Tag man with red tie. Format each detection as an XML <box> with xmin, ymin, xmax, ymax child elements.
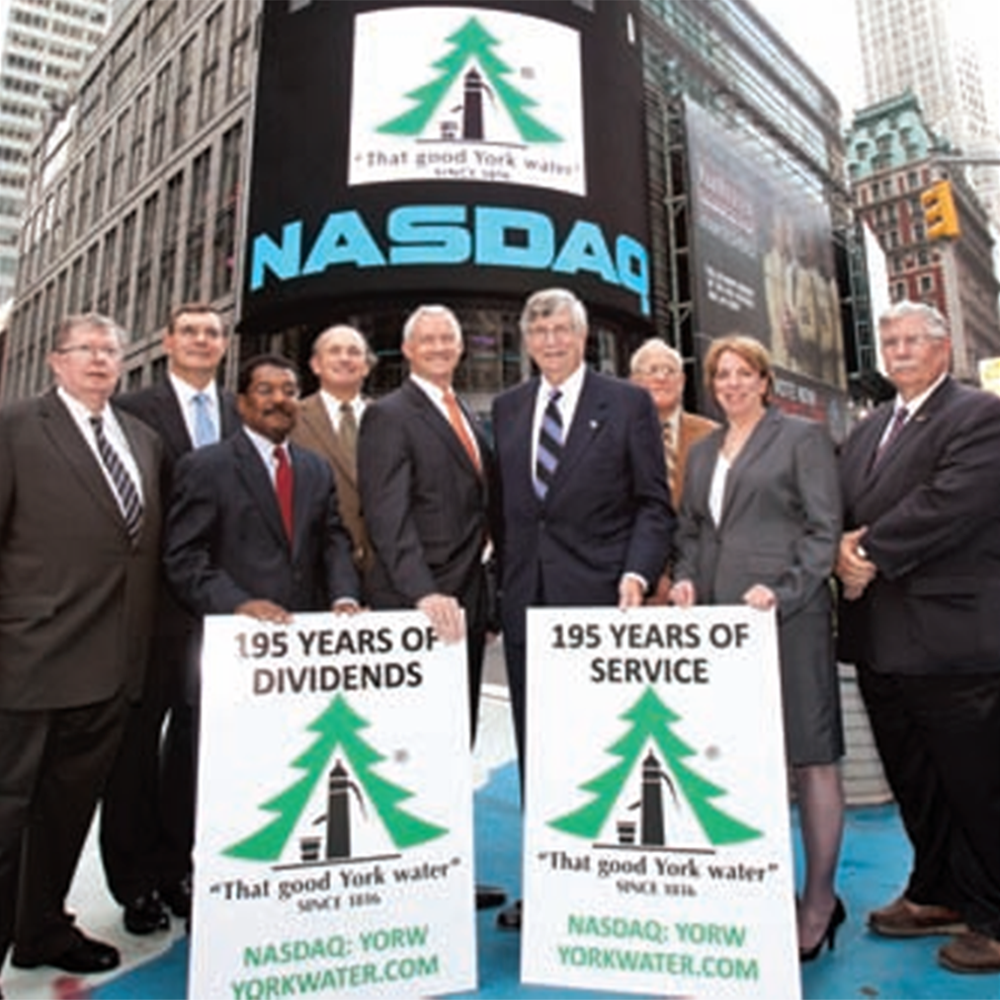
<box><xmin>164</xmin><ymin>354</ymin><xmax>360</xmax><ymax>626</ymax></box>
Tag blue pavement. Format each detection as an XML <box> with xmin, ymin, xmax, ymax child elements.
<box><xmin>77</xmin><ymin>760</ymin><xmax>997</xmax><ymax>1000</ymax></box>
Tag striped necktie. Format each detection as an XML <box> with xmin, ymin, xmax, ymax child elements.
<box><xmin>662</xmin><ymin>421</ymin><xmax>677</xmax><ymax>497</ymax></box>
<box><xmin>534</xmin><ymin>388</ymin><xmax>563</xmax><ymax>500</ymax></box>
<box><xmin>90</xmin><ymin>415</ymin><xmax>143</xmax><ymax>541</ymax></box>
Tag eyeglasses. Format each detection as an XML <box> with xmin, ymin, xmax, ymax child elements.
<box><xmin>635</xmin><ymin>365</ymin><xmax>681</xmax><ymax>378</ymax></box>
<box><xmin>880</xmin><ymin>334</ymin><xmax>941</xmax><ymax>352</ymax></box>
<box><xmin>56</xmin><ymin>344</ymin><xmax>123</xmax><ymax>361</ymax></box>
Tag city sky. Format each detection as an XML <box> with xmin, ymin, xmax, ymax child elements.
<box><xmin>755</xmin><ymin>0</ymin><xmax>1000</xmax><ymax>136</ymax></box>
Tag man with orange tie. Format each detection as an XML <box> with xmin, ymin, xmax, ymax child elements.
<box><xmin>164</xmin><ymin>354</ymin><xmax>360</xmax><ymax>626</ymax></box>
<box><xmin>358</xmin><ymin>305</ymin><xmax>497</xmax><ymax>742</ymax></box>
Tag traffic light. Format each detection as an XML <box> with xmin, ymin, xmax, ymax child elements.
<box><xmin>920</xmin><ymin>180</ymin><xmax>961</xmax><ymax>240</ymax></box>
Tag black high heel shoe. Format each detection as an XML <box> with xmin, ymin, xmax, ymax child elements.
<box><xmin>799</xmin><ymin>896</ymin><xmax>846</xmax><ymax>962</ymax></box>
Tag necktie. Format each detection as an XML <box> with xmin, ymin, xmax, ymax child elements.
<box><xmin>90</xmin><ymin>415</ymin><xmax>143</xmax><ymax>542</ymax></box>
<box><xmin>662</xmin><ymin>421</ymin><xmax>677</xmax><ymax>497</ymax></box>
<box><xmin>192</xmin><ymin>392</ymin><xmax>218</xmax><ymax>447</ymax></box>
<box><xmin>339</xmin><ymin>401</ymin><xmax>358</xmax><ymax>459</ymax></box>
<box><xmin>534</xmin><ymin>388</ymin><xmax>564</xmax><ymax>500</ymax></box>
<box><xmin>872</xmin><ymin>406</ymin><xmax>908</xmax><ymax>470</ymax></box>
<box><xmin>443</xmin><ymin>389</ymin><xmax>481</xmax><ymax>473</ymax></box>
<box><xmin>273</xmin><ymin>445</ymin><xmax>294</xmax><ymax>541</ymax></box>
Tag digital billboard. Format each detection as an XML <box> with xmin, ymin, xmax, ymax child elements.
<box><xmin>684</xmin><ymin>101</ymin><xmax>847</xmax><ymax>431</ymax></box>
<box><xmin>241</xmin><ymin>0</ymin><xmax>650</xmax><ymax>334</ymax></box>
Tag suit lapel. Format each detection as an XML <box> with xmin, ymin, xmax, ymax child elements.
<box><xmin>300</xmin><ymin>394</ymin><xmax>357</xmax><ymax>488</ymax></box>
<box><xmin>289</xmin><ymin>443</ymin><xmax>317</xmax><ymax>558</ymax></box>
<box><xmin>156</xmin><ymin>382</ymin><xmax>194</xmax><ymax>452</ymax></box>
<box><xmin>233</xmin><ymin>432</ymin><xmax>288</xmax><ymax>550</ymax></box>
<box><xmin>40</xmin><ymin>391</ymin><xmax>125</xmax><ymax>529</ymax></box>
<box><xmin>717</xmin><ymin>407</ymin><xmax>781</xmax><ymax>531</ymax></box>
<box><xmin>549</xmin><ymin>370</ymin><xmax>607</xmax><ymax>493</ymax></box>
<box><xmin>402</xmin><ymin>379</ymin><xmax>480</xmax><ymax>479</ymax></box>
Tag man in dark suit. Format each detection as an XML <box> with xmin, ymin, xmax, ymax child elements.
<box><xmin>836</xmin><ymin>301</ymin><xmax>1000</xmax><ymax>974</ymax></box>
<box><xmin>358</xmin><ymin>305</ymin><xmax>496</xmax><ymax>742</ymax></box>
<box><xmin>357</xmin><ymin>305</ymin><xmax>505</xmax><ymax>913</ymax></box>
<box><xmin>100</xmin><ymin>303</ymin><xmax>239</xmax><ymax>936</ymax></box>
<box><xmin>629</xmin><ymin>337</ymin><xmax>716</xmax><ymax>605</ymax></box>
<box><xmin>491</xmin><ymin>288</ymin><xmax>674</xmax><ymax>929</ymax></box>
<box><xmin>291</xmin><ymin>324</ymin><xmax>375</xmax><ymax>600</ymax></box>
<box><xmin>0</xmin><ymin>314</ymin><xmax>161</xmax><ymax>986</ymax></box>
<box><xmin>164</xmin><ymin>354</ymin><xmax>360</xmax><ymax>625</ymax></box>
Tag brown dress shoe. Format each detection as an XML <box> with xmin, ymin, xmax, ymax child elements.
<box><xmin>938</xmin><ymin>931</ymin><xmax>1000</xmax><ymax>974</ymax></box>
<box><xmin>868</xmin><ymin>896</ymin><xmax>967</xmax><ymax>938</ymax></box>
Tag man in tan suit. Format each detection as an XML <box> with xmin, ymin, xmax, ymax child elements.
<box><xmin>630</xmin><ymin>338</ymin><xmax>716</xmax><ymax>605</ymax></box>
<box><xmin>291</xmin><ymin>324</ymin><xmax>375</xmax><ymax>600</ymax></box>
<box><xmin>0</xmin><ymin>314</ymin><xmax>161</xmax><ymax>986</ymax></box>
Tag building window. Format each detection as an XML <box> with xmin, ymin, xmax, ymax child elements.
<box><xmin>78</xmin><ymin>149</ymin><xmax>93</xmax><ymax>238</ymax></box>
<box><xmin>158</xmin><ymin>170</ymin><xmax>183</xmax><ymax>325</ymax></box>
<box><xmin>227</xmin><ymin>1</ymin><xmax>252</xmax><ymax>100</ymax></box>
<box><xmin>174</xmin><ymin>37</ymin><xmax>195</xmax><ymax>149</ymax></box>
<box><xmin>98</xmin><ymin>227</ymin><xmax>116</xmax><ymax>315</ymax></box>
<box><xmin>150</xmin><ymin>63</ymin><xmax>170</xmax><ymax>168</ymax></box>
<box><xmin>129</xmin><ymin>88</ymin><xmax>148</xmax><ymax>189</ymax></box>
<box><xmin>213</xmin><ymin>121</ymin><xmax>241</xmax><ymax>297</ymax></box>
<box><xmin>92</xmin><ymin>130</ymin><xmax>110</xmax><ymax>225</ymax></box>
<box><xmin>920</xmin><ymin>275</ymin><xmax>933</xmax><ymax>293</ymax></box>
<box><xmin>184</xmin><ymin>147</ymin><xmax>211</xmax><ymax>301</ymax></box>
<box><xmin>82</xmin><ymin>242</ymin><xmax>99</xmax><ymax>312</ymax></box>
<box><xmin>198</xmin><ymin>5</ymin><xmax>222</xmax><ymax>126</ymax></box>
<box><xmin>116</xmin><ymin>210</ymin><xmax>136</xmax><ymax>326</ymax></box>
<box><xmin>111</xmin><ymin>109</ymin><xmax>129</xmax><ymax>204</ymax></box>
<box><xmin>135</xmin><ymin>194</ymin><xmax>159</xmax><ymax>335</ymax></box>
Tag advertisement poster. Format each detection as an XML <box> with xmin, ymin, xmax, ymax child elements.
<box><xmin>189</xmin><ymin>612</ymin><xmax>476</xmax><ymax>999</ymax></box>
<box><xmin>522</xmin><ymin>606</ymin><xmax>800</xmax><ymax>999</ymax></box>
<box><xmin>684</xmin><ymin>100</ymin><xmax>847</xmax><ymax>433</ymax></box>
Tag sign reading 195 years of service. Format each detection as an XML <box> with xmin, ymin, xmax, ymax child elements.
<box><xmin>523</xmin><ymin>606</ymin><xmax>800</xmax><ymax>999</ymax></box>
<box><xmin>189</xmin><ymin>611</ymin><xmax>476</xmax><ymax>1000</ymax></box>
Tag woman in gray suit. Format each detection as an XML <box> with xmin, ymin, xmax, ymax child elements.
<box><xmin>670</xmin><ymin>335</ymin><xmax>845</xmax><ymax>962</ymax></box>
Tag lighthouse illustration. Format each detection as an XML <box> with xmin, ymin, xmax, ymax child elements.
<box><xmin>307</xmin><ymin>759</ymin><xmax>366</xmax><ymax>861</ymax></box>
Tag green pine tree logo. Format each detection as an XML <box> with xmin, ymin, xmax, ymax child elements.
<box><xmin>377</xmin><ymin>16</ymin><xmax>561</xmax><ymax>143</ymax></box>
<box><xmin>226</xmin><ymin>694</ymin><xmax>447</xmax><ymax>861</ymax></box>
<box><xmin>550</xmin><ymin>687</ymin><xmax>761</xmax><ymax>845</ymax></box>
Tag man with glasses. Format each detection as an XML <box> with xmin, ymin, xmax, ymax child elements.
<box><xmin>836</xmin><ymin>301</ymin><xmax>1000</xmax><ymax>974</ymax></box>
<box><xmin>629</xmin><ymin>338</ymin><xmax>716</xmax><ymax>604</ymax></box>
<box><xmin>164</xmin><ymin>354</ymin><xmax>360</xmax><ymax>628</ymax></box>
<box><xmin>0</xmin><ymin>314</ymin><xmax>162</xmax><ymax>986</ymax></box>
<box><xmin>491</xmin><ymin>288</ymin><xmax>674</xmax><ymax>930</ymax></box>
<box><xmin>100</xmin><ymin>303</ymin><xmax>239</xmax><ymax>937</ymax></box>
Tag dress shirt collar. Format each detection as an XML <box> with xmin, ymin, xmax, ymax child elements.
<box><xmin>892</xmin><ymin>372</ymin><xmax>947</xmax><ymax>421</ymax></box>
<box><xmin>319</xmin><ymin>389</ymin><xmax>364</xmax><ymax>432</ymax></box>
<box><xmin>242</xmin><ymin>425</ymin><xmax>290</xmax><ymax>479</ymax></box>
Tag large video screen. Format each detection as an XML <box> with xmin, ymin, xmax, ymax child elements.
<box><xmin>241</xmin><ymin>0</ymin><xmax>651</xmax><ymax>333</ymax></box>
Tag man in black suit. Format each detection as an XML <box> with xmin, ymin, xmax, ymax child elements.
<box><xmin>357</xmin><ymin>305</ymin><xmax>505</xmax><ymax>912</ymax></box>
<box><xmin>358</xmin><ymin>305</ymin><xmax>496</xmax><ymax>739</ymax></box>
<box><xmin>836</xmin><ymin>301</ymin><xmax>1000</xmax><ymax>974</ymax></box>
<box><xmin>0</xmin><ymin>314</ymin><xmax>161</xmax><ymax>986</ymax></box>
<box><xmin>491</xmin><ymin>288</ymin><xmax>674</xmax><ymax>929</ymax></box>
<box><xmin>101</xmin><ymin>303</ymin><xmax>239</xmax><ymax>936</ymax></box>
<box><xmin>164</xmin><ymin>354</ymin><xmax>360</xmax><ymax>625</ymax></box>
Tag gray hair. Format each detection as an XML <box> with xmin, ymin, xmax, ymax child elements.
<box><xmin>878</xmin><ymin>301</ymin><xmax>949</xmax><ymax>339</ymax></box>
<box><xmin>630</xmin><ymin>337</ymin><xmax>682</xmax><ymax>375</ymax></box>
<box><xmin>54</xmin><ymin>313</ymin><xmax>126</xmax><ymax>350</ymax></box>
<box><xmin>519</xmin><ymin>288</ymin><xmax>588</xmax><ymax>337</ymax></box>
<box><xmin>402</xmin><ymin>305</ymin><xmax>462</xmax><ymax>344</ymax></box>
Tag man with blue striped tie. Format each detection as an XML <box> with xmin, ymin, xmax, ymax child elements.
<box><xmin>491</xmin><ymin>288</ymin><xmax>675</xmax><ymax>930</ymax></box>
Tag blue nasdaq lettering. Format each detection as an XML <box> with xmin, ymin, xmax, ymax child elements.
<box><xmin>249</xmin><ymin>204</ymin><xmax>650</xmax><ymax>315</ymax></box>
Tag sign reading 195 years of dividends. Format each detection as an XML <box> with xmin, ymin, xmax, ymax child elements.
<box><xmin>522</xmin><ymin>606</ymin><xmax>800</xmax><ymax>999</ymax></box>
<box><xmin>189</xmin><ymin>612</ymin><xmax>476</xmax><ymax>1000</ymax></box>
